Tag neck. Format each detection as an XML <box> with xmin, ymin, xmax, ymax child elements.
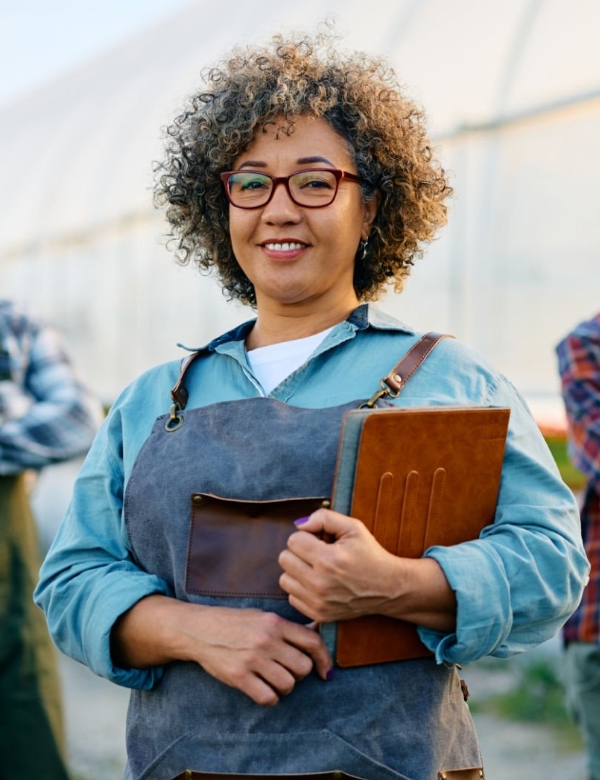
<box><xmin>247</xmin><ymin>294</ymin><xmax>361</xmax><ymax>350</ymax></box>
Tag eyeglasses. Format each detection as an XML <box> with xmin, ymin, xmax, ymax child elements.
<box><xmin>220</xmin><ymin>168</ymin><xmax>361</xmax><ymax>209</ymax></box>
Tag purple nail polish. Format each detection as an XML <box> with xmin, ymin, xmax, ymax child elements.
<box><xmin>326</xmin><ymin>668</ymin><xmax>334</xmax><ymax>682</ymax></box>
<box><xmin>294</xmin><ymin>516</ymin><xmax>310</xmax><ymax>526</ymax></box>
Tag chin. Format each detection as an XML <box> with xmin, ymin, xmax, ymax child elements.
<box><xmin>256</xmin><ymin>284</ymin><xmax>318</xmax><ymax>307</ymax></box>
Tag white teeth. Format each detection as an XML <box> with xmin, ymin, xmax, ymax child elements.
<box><xmin>264</xmin><ymin>242</ymin><xmax>305</xmax><ymax>251</ymax></box>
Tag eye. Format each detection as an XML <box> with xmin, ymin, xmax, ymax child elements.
<box><xmin>242</xmin><ymin>178</ymin><xmax>269</xmax><ymax>191</ymax></box>
<box><xmin>293</xmin><ymin>171</ymin><xmax>336</xmax><ymax>190</ymax></box>
<box><xmin>229</xmin><ymin>173</ymin><xmax>270</xmax><ymax>192</ymax></box>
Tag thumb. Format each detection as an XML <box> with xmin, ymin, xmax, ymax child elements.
<box><xmin>293</xmin><ymin>508</ymin><xmax>357</xmax><ymax>540</ymax></box>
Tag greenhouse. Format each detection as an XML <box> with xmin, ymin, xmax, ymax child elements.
<box><xmin>0</xmin><ymin>0</ymin><xmax>598</xmax><ymax>420</ymax></box>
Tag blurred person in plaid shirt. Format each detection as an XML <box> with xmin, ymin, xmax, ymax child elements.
<box><xmin>557</xmin><ymin>312</ymin><xmax>600</xmax><ymax>780</ymax></box>
<box><xmin>0</xmin><ymin>300</ymin><xmax>102</xmax><ymax>780</ymax></box>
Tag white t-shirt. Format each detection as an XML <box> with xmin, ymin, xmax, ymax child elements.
<box><xmin>246</xmin><ymin>327</ymin><xmax>334</xmax><ymax>395</ymax></box>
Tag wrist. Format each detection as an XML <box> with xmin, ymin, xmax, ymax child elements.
<box><xmin>156</xmin><ymin>598</ymin><xmax>214</xmax><ymax>663</ymax></box>
<box><xmin>111</xmin><ymin>594</ymin><xmax>206</xmax><ymax>668</ymax></box>
<box><xmin>377</xmin><ymin>556</ymin><xmax>457</xmax><ymax>632</ymax></box>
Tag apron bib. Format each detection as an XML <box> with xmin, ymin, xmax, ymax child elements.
<box><xmin>123</xmin><ymin>340</ymin><xmax>483</xmax><ymax>780</ymax></box>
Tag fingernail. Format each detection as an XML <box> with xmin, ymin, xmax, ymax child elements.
<box><xmin>326</xmin><ymin>668</ymin><xmax>334</xmax><ymax>682</ymax></box>
<box><xmin>294</xmin><ymin>516</ymin><xmax>310</xmax><ymax>526</ymax></box>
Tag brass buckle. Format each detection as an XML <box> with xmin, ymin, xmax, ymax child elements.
<box><xmin>360</xmin><ymin>378</ymin><xmax>400</xmax><ymax>409</ymax></box>
<box><xmin>165</xmin><ymin>403</ymin><xmax>184</xmax><ymax>432</ymax></box>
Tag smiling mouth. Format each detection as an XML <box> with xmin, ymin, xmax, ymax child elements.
<box><xmin>262</xmin><ymin>242</ymin><xmax>308</xmax><ymax>251</ymax></box>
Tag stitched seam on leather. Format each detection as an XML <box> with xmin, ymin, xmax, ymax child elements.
<box><xmin>401</xmin><ymin>335</ymin><xmax>445</xmax><ymax>385</ymax></box>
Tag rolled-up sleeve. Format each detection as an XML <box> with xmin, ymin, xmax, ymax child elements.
<box><xmin>419</xmin><ymin>374</ymin><xmax>590</xmax><ymax>665</ymax></box>
<box><xmin>34</xmin><ymin>406</ymin><xmax>172</xmax><ymax>689</ymax></box>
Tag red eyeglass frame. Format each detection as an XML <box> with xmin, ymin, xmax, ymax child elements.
<box><xmin>220</xmin><ymin>168</ymin><xmax>361</xmax><ymax>209</ymax></box>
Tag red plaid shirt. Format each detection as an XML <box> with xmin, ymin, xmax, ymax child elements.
<box><xmin>557</xmin><ymin>313</ymin><xmax>600</xmax><ymax>644</ymax></box>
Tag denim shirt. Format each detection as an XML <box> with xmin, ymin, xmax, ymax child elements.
<box><xmin>34</xmin><ymin>304</ymin><xmax>589</xmax><ymax>689</ymax></box>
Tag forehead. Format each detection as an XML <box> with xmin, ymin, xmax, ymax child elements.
<box><xmin>234</xmin><ymin>115</ymin><xmax>354</xmax><ymax>169</ymax></box>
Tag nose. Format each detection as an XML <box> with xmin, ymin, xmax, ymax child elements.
<box><xmin>260</xmin><ymin>180</ymin><xmax>302</xmax><ymax>224</ymax></box>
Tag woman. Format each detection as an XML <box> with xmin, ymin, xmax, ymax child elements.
<box><xmin>35</xmin><ymin>31</ymin><xmax>589</xmax><ymax>780</ymax></box>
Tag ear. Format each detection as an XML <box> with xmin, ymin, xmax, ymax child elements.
<box><xmin>361</xmin><ymin>192</ymin><xmax>380</xmax><ymax>240</ymax></box>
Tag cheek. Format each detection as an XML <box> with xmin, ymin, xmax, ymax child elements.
<box><xmin>228</xmin><ymin>211</ymin><xmax>255</xmax><ymax>256</ymax></box>
<box><xmin>323</xmin><ymin>207</ymin><xmax>364</xmax><ymax>251</ymax></box>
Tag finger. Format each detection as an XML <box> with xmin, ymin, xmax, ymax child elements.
<box><xmin>269</xmin><ymin>643</ymin><xmax>314</xmax><ymax>682</ymax></box>
<box><xmin>286</xmin><ymin>591</ymin><xmax>330</xmax><ymax>624</ymax></box>
<box><xmin>255</xmin><ymin>659</ymin><xmax>299</xmax><ymax>696</ymax></box>
<box><xmin>285</xmin><ymin>586</ymin><xmax>346</xmax><ymax>625</ymax></box>
<box><xmin>211</xmin><ymin>652</ymin><xmax>305</xmax><ymax>705</ymax></box>
<box><xmin>279</xmin><ymin>569</ymin><xmax>317</xmax><ymax>608</ymax></box>
<box><xmin>278</xmin><ymin>546</ymin><xmax>315</xmax><ymax>578</ymax></box>
<box><xmin>207</xmin><ymin>658</ymin><xmax>282</xmax><ymax>707</ymax></box>
<box><xmin>237</xmin><ymin>673</ymin><xmax>281</xmax><ymax>706</ymax></box>
<box><xmin>294</xmin><ymin>508</ymin><xmax>359</xmax><ymax>540</ymax></box>
<box><xmin>304</xmin><ymin>629</ymin><xmax>334</xmax><ymax>681</ymax></box>
<box><xmin>282</xmin><ymin>620</ymin><xmax>333</xmax><ymax>680</ymax></box>
<box><xmin>284</xmin><ymin>529</ymin><xmax>323</xmax><ymax>562</ymax></box>
<box><xmin>278</xmin><ymin>571</ymin><xmax>309</xmax><ymax>613</ymax></box>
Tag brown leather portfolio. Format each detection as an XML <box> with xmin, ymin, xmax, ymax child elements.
<box><xmin>330</xmin><ymin>405</ymin><xmax>510</xmax><ymax>667</ymax></box>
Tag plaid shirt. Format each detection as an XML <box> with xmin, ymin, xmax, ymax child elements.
<box><xmin>557</xmin><ymin>313</ymin><xmax>600</xmax><ymax>644</ymax></box>
<box><xmin>0</xmin><ymin>301</ymin><xmax>102</xmax><ymax>475</ymax></box>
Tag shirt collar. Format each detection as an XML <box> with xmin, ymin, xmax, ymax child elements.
<box><xmin>178</xmin><ymin>303</ymin><xmax>415</xmax><ymax>356</ymax></box>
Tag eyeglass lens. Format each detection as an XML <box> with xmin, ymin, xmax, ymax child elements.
<box><xmin>226</xmin><ymin>170</ymin><xmax>339</xmax><ymax>207</ymax></box>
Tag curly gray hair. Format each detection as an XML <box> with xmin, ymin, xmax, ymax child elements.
<box><xmin>154</xmin><ymin>29</ymin><xmax>451</xmax><ymax>305</ymax></box>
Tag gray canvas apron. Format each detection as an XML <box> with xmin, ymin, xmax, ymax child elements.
<box><xmin>123</xmin><ymin>338</ymin><xmax>483</xmax><ymax>780</ymax></box>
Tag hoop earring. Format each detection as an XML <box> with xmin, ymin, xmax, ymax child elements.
<box><xmin>358</xmin><ymin>238</ymin><xmax>369</xmax><ymax>260</ymax></box>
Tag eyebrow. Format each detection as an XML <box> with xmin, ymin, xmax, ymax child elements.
<box><xmin>237</xmin><ymin>155</ymin><xmax>336</xmax><ymax>170</ymax></box>
<box><xmin>297</xmin><ymin>156</ymin><xmax>335</xmax><ymax>166</ymax></box>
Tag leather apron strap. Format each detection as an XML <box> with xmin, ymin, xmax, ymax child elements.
<box><xmin>363</xmin><ymin>331</ymin><xmax>452</xmax><ymax>408</ymax></box>
<box><xmin>169</xmin><ymin>331</ymin><xmax>453</xmax><ymax>415</ymax></box>
<box><xmin>383</xmin><ymin>331</ymin><xmax>450</xmax><ymax>393</ymax></box>
<box><xmin>171</xmin><ymin>351</ymin><xmax>202</xmax><ymax>410</ymax></box>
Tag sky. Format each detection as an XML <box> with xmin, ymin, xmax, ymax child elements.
<box><xmin>0</xmin><ymin>0</ymin><xmax>196</xmax><ymax>108</ymax></box>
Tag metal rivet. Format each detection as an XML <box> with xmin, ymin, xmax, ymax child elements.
<box><xmin>321</xmin><ymin>500</ymin><xmax>331</xmax><ymax>509</ymax></box>
<box><xmin>393</xmin><ymin>373</ymin><xmax>402</xmax><ymax>384</ymax></box>
<box><xmin>333</xmin><ymin>772</ymin><xmax>343</xmax><ymax>780</ymax></box>
<box><xmin>192</xmin><ymin>495</ymin><xmax>203</xmax><ymax>505</ymax></box>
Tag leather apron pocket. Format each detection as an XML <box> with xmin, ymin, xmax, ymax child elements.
<box><xmin>185</xmin><ymin>494</ymin><xmax>326</xmax><ymax>598</ymax></box>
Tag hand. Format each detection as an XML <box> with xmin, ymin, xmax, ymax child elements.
<box><xmin>112</xmin><ymin>597</ymin><xmax>332</xmax><ymax>707</ymax></box>
<box><xmin>278</xmin><ymin>508</ymin><xmax>401</xmax><ymax>622</ymax></box>
<box><xmin>278</xmin><ymin>509</ymin><xmax>457</xmax><ymax>631</ymax></box>
<box><xmin>174</xmin><ymin>603</ymin><xmax>332</xmax><ymax>706</ymax></box>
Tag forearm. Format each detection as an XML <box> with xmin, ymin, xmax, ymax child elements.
<box><xmin>111</xmin><ymin>595</ymin><xmax>333</xmax><ymax>706</ymax></box>
<box><xmin>377</xmin><ymin>555</ymin><xmax>457</xmax><ymax>633</ymax></box>
<box><xmin>111</xmin><ymin>594</ymin><xmax>198</xmax><ymax>669</ymax></box>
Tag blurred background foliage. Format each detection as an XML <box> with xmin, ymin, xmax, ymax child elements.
<box><xmin>543</xmin><ymin>433</ymin><xmax>586</xmax><ymax>491</ymax></box>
